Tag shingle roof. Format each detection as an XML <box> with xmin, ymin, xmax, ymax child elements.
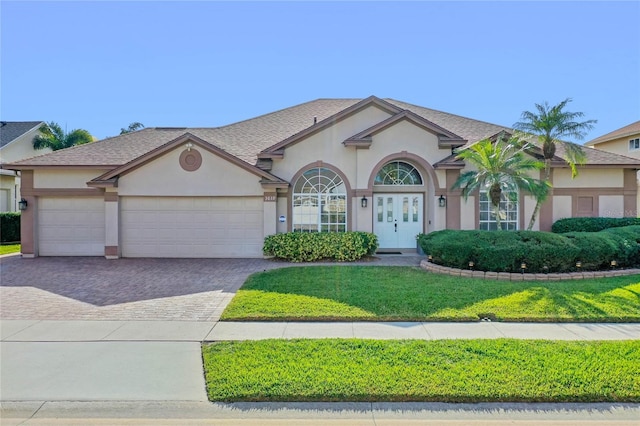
<box><xmin>5</xmin><ymin>99</ymin><xmax>640</xmax><ymax>169</ymax></box>
<box><xmin>585</xmin><ymin>120</ymin><xmax>640</xmax><ymax>146</ymax></box>
<box><xmin>0</xmin><ymin>121</ymin><xmax>43</xmax><ymax>149</ymax></box>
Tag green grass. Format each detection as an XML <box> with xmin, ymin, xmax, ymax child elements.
<box><xmin>0</xmin><ymin>244</ymin><xmax>20</xmax><ymax>255</ymax></box>
<box><xmin>221</xmin><ymin>266</ymin><xmax>640</xmax><ymax>322</ymax></box>
<box><xmin>203</xmin><ymin>339</ymin><xmax>640</xmax><ymax>402</ymax></box>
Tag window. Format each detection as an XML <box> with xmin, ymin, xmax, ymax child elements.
<box><xmin>292</xmin><ymin>168</ymin><xmax>347</xmax><ymax>232</ymax></box>
<box><xmin>374</xmin><ymin>161</ymin><xmax>423</xmax><ymax>185</ymax></box>
<box><xmin>629</xmin><ymin>138</ymin><xmax>640</xmax><ymax>151</ymax></box>
<box><xmin>479</xmin><ymin>190</ymin><xmax>518</xmax><ymax>230</ymax></box>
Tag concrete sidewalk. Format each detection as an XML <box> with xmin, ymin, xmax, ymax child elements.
<box><xmin>2</xmin><ymin>401</ymin><xmax>639</xmax><ymax>425</ymax></box>
<box><xmin>3</xmin><ymin>319</ymin><xmax>640</xmax><ymax>342</ymax></box>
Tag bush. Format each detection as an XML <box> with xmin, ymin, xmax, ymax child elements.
<box><xmin>552</xmin><ymin>217</ymin><xmax>640</xmax><ymax>233</ymax></box>
<box><xmin>0</xmin><ymin>212</ymin><xmax>20</xmax><ymax>243</ymax></box>
<box><xmin>418</xmin><ymin>226</ymin><xmax>640</xmax><ymax>273</ymax></box>
<box><xmin>263</xmin><ymin>231</ymin><xmax>378</xmax><ymax>262</ymax></box>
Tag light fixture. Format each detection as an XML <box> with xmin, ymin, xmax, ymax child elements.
<box><xmin>520</xmin><ymin>262</ymin><xmax>527</xmax><ymax>274</ymax></box>
<box><xmin>438</xmin><ymin>195</ymin><xmax>446</xmax><ymax>207</ymax></box>
<box><xmin>18</xmin><ymin>198</ymin><xmax>27</xmax><ymax>211</ymax></box>
<box><xmin>427</xmin><ymin>255</ymin><xmax>433</xmax><ymax>262</ymax></box>
<box><xmin>576</xmin><ymin>261</ymin><xmax>582</xmax><ymax>269</ymax></box>
<box><xmin>611</xmin><ymin>260</ymin><xmax>617</xmax><ymax>268</ymax></box>
<box><xmin>468</xmin><ymin>261</ymin><xmax>474</xmax><ymax>270</ymax></box>
<box><xmin>361</xmin><ymin>196</ymin><xmax>368</xmax><ymax>208</ymax></box>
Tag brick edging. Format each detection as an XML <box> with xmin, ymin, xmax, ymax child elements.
<box><xmin>419</xmin><ymin>260</ymin><xmax>640</xmax><ymax>281</ymax></box>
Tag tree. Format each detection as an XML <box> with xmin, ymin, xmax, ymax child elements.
<box><xmin>513</xmin><ymin>98</ymin><xmax>597</xmax><ymax>230</ymax></box>
<box><xmin>33</xmin><ymin>122</ymin><xmax>94</xmax><ymax>151</ymax></box>
<box><xmin>120</xmin><ymin>122</ymin><xmax>145</xmax><ymax>134</ymax></box>
<box><xmin>452</xmin><ymin>136</ymin><xmax>549</xmax><ymax>230</ymax></box>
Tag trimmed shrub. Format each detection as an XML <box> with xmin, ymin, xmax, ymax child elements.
<box><xmin>418</xmin><ymin>226</ymin><xmax>640</xmax><ymax>273</ymax></box>
<box><xmin>552</xmin><ymin>217</ymin><xmax>640</xmax><ymax>233</ymax></box>
<box><xmin>0</xmin><ymin>212</ymin><xmax>20</xmax><ymax>243</ymax></box>
<box><xmin>263</xmin><ymin>231</ymin><xmax>378</xmax><ymax>262</ymax></box>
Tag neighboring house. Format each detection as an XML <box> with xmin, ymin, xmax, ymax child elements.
<box><xmin>585</xmin><ymin>120</ymin><xmax>640</xmax><ymax>216</ymax></box>
<box><xmin>3</xmin><ymin>97</ymin><xmax>639</xmax><ymax>258</ymax></box>
<box><xmin>0</xmin><ymin>121</ymin><xmax>48</xmax><ymax>212</ymax></box>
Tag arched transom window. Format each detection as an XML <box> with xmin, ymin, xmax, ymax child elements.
<box><xmin>374</xmin><ymin>161</ymin><xmax>423</xmax><ymax>185</ymax></box>
<box><xmin>293</xmin><ymin>167</ymin><xmax>347</xmax><ymax>232</ymax></box>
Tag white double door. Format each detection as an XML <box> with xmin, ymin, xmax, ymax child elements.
<box><xmin>374</xmin><ymin>193</ymin><xmax>423</xmax><ymax>249</ymax></box>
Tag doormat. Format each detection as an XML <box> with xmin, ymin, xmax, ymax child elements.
<box><xmin>376</xmin><ymin>251</ymin><xmax>403</xmax><ymax>255</ymax></box>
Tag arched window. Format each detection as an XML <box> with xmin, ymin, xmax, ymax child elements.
<box><xmin>292</xmin><ymin>168</ymin><xmax>347</xmax><ymax>232</ymax></box>
<box><xmin>374</xmin><ymin>161</ymin><xmax>423</xmax><ymax>185</ymax></box>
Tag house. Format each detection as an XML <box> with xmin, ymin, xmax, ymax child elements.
<box><xmin>0</xmin><ymin>121</ymin><xmax>47</xmax><ymax>212</ymax></box>
<box><xmin>3</xmin><ymin>97</ymin><xmax>639</xmax><ymax>258</ymax></box>
<box><xmin>585</xmin><ymin>120</ymin><xmax>640</xmax><ymax>216</ymax></box>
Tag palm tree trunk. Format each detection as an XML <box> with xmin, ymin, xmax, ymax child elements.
<box><xmin>494</xmin><ymin>204</ymin><xmax>502</xmax><ymax>230</ymax></box>
<box><xmin>527</xmin><ymin>161</ymin><xmax>552</xmax><ymax>230</ymax></box>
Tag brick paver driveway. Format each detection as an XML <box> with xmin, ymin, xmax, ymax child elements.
<box><xmin>0</xmin><ymin>255</ymin><xmax>420</xmax><ymax>321</ymax></box>
<box><xmin>0</xmin><ymin>256</ymin><xmax>281</xmax><ymax>321</ymax></box>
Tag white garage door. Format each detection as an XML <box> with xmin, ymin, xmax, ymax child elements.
<box><xmin>121</xmin><ymin>197</ymin><xmax>263</xmax><ymax>258</ymax></box>
<box><xmin>38</xmin><ymin>197</ymin><xmax>105</xmax><ymax>256</ymax></box>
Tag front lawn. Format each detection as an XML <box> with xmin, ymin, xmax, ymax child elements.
<box><xmin>203</xmin><ymin>339</ymin><xmax>640</xmax><ymax>402</ymax></box>
<box><xmin>221</xmin><ymin>266</ymin><xmax>640</xmax><ymax>322</ymax></box>
<box><xmin>0</xmin><ymin>244</ymin><xmax>20</xmax><ymax>255</ymax></box>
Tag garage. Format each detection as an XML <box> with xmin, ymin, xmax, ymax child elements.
<box><xmin>120</xmin><ymin>196</ymin><xmax>264</xmax><ymax>258</ymax></box>
<box><xmin>38</xmin><ymin>197</ymin><xmax>105</xmax><ymax>256</ymax></box>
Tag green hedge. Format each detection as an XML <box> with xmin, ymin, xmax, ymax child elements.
<box><xmin>418</xmin><ymin>226</ymin><xmax>640</xmax><ymax>273</ymax></box>
<box><xmin>264</xmin><ymin>232</ymin><xmax>378</xmax><ymax>262</ymax></box>
<box><xmin>552</xmin><ymin>217</ymin><xmax>640</xmax><ymax>233</ymax></box>
<box><xmin>0</xmin><ymin>212</ymin><xmax>20</xmax><ymax>243</ymax></box>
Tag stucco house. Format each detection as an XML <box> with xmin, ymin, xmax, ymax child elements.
<box><xmin>3</xmin><ymin>97</ymin><xmax>639</xmax><ymax>258</ymax></box>
<box><xmin>0</xmin><ymin>121</ymin><xmax>47</xmax><ymax>212</ymax></box>
<box><xmin>585</xmin><ymin>120</ymin><xmax>640</xmax><ymax>215</ymax></box>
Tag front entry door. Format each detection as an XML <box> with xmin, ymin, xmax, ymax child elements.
<box><xmin>374</xmin><ymin>194</ymin><xmax>423</xmax><ymax>249</ymax></box>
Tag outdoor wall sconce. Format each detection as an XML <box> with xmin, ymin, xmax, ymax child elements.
<box><xmin>361</xmin><ymin>196</ymin><xmax>368</xmax><ymax>208</ymax></box>
<box><xmin>438</xmin><ymin>195</ymin><xmax>446</xmax><ymax>207</ymax></box>
<box><xmin>18</xmin><ymin>198</ymin><xmax>28</xmax><ymax>211</ymax></box>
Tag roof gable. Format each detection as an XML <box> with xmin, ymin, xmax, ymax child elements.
<box><xmin>0</xmin><ymin>121</ymin><xmax>44</xmax><ymax>149</ymax></box>
<box><xmin>343</xmin><ymin>110</ymin><xmax>467</xmax><ymax>149</ymax></box>
<box><xmin>586</xmin><ymin>120</ymin><xmax>640</xmax><ymax>146</ymax></box>
<box><xmin>258</xmin><ymin>96</ymin><xmax>402</xmax><ymax>158</ymax></box>
<box><xmin>89</xmin><ymin>133</ymin><xmax>285</xmax><ymax>187</ymax></box>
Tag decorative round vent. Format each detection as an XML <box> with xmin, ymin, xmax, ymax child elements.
<box><xmin>179</xmin><ymin>148</ymin><xmax>202</xmax><ymax>172</ymax></box>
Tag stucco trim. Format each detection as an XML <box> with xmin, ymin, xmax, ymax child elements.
<box><xmin>22</xmin><ymin>188</ymin><xmax>105</xmax><ymax>197</ymax></box>
<box><xmin>367</xmin><ymin>152</ymin><xmax>441</xmax><ymax>192</ymax></box>
<box><xmin>179</xmin><ymin>148</ymin><xmax>203</xmax><ymax>172</ymax></box>
<box><xmin>343</xmin><ymin>110</ymin><xmax>466</xmax><ymax>147</ymax></box>
<box><xmin>91</xmin><ymin>133</ymin><xmax>285</xmax><ymax>184</ymax></box>
<box><xmin>104</xmin><ymin>192</ymin><xmax>119</xmax><ymax>202</ymax></box>
<box><xmin>19</xmin><ymin>170</ymin><xmax>35</xmax><ymax>256</ymax></box>
<box><xmin>287</xmin><ymin>161</ymin><xmax>353</xmax><ymax>232</ymax></box>
<box><xmin>572</xmin><ymin>194</ymin><xmax>599</xmax><ymax>217</ymax></box>
<box><xmin>553</xmin><ymin>188</ymin><xmax>635</xmax><ymax>196</ymax></box>
<box><xmin>445</xmin><ymin>169</ymin><xmax>461</xmax><ymax>230</ymax></box>
<box><xmin>259</xmin><ymin>96</ymin><xmax>403</xmax><ymax>156</ymax></box>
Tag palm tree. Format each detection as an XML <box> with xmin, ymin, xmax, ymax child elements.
<box><xmin>120</xmin><ymin>122</ymin><xmax>145</xmax><ymax>134</ymax></box>
<box><xmin>33</xmin><ymin>122</ymin><xmax>94</xmax><ymax>151</ymax></box>
<box><xmin>452</xmin><ymin>136</ymin><xmax>549</xmax><ymax>230</ymax></box>
<box><xmin>513</xmin><ymin>98</ymin><xmax>597</xmax><ymax>230</ymax></box>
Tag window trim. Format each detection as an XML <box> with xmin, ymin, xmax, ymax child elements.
<box><xmin>478</xmin><ymin>189</ymin><xmax>519</xmax><ymax>231</ymax></box>
<box><xmin>374</xmin><ymin>161</ymin><xmax>423</xmax><ymax>186</ymax></box>
<box><xmin>292</xmin><ymin>167</ymin><xmax>347</xmax><ymax>233</ymax></box>
<box><xmin>629</xmin><ymin>138</ymin><xmax>640</xmax><ymax>152</ymax></box>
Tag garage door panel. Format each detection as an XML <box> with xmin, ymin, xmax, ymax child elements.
<box><xmin>121</xmin><ymin>197</ymin><xmax>263</xmax><ymax>258</ymax></box>
<box><xmin>38</xmin><ymin>197</ymin><xmax>105</xmax><ymax>256</ymax></box>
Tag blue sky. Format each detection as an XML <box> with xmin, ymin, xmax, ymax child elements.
<box><xmin>2</xmin><ymin>1</ymin><xmax>638</xmax><ymax>142</ymax></box>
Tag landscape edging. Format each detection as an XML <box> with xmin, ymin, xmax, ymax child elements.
<box><xmin>420</xmin><ymin>260</ymin><xmax>640</xmax><ymax>281</ymax></box>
